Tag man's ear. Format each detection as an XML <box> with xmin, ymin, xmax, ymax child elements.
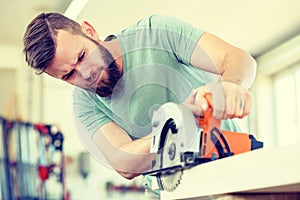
<box><xmin>81</xmin><ymin>21</ymin><xmax>99</xmax><ymax>41</ymax></box>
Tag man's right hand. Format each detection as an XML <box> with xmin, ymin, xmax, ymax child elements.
<box><xmin>184</xmin><ymin>82</ymin><xmax>252</xmax><ymax>119</ymax></box>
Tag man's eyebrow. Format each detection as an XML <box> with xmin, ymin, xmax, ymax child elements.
<box><xmin>61</xmin><ymin>47</ymin><xmax>85</xmax><ymax>80</ymax></box>
<box><xmin>61</xmin><ymin>71</ymin><xmax>69</xmax><ymax>80</ymax></box>
<box><xmin>76</xmin><ymin>47</ymin><xmax>85</xmax><ymax>63</ymax></box>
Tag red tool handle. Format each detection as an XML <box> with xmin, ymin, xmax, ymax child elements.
<box><xmin>198</xmin><ymin>93</ymin><xmax>221</xmax><ymax>133</ymax></box>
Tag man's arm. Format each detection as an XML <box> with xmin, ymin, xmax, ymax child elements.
<box><xmin>92</xmin><ymin>121</ymin><xmax>155</xmax><ymax>179</ymax></box>
<box><xmin>187</xmin><ymin>32</ymin><xmax>257</xmax><ymax>119</ymax></box>
<box><xmin>191</xmin><ymin>32</ymin><xmax>256</xmax><ymax>88</ymax></box>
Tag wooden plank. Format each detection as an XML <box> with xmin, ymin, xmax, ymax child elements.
<box><xmin>161</xmin><ymin>144</ymin><xmax>300</xmax><ymax>200</ymax></box>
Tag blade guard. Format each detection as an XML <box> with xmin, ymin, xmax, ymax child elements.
<box><xmin>198</xmin><ymin>93</ymin><xmax>263</xmax><ymax>159</ymax></box>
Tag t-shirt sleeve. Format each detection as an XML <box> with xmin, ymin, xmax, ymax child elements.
<box><xmin>72</xmin><ymin>87</ymin><xmax>112</xmax><ymax>138</ymax></box>
<box><xmin>147</xmin><ymin>14</ymin><xmax>205</xmax><ymax>65</ymax></box>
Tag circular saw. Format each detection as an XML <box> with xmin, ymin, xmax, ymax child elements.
<box><xmin>144</xmin><ymin>102</ymin><xmax>201</xmax><ymax>191</ymax></box>
<box><xmin>142</xmin><ymin>93</ymin><xmax>264</xmax><ymax>192</ymax></box>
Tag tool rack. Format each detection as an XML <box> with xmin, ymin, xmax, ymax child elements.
<box><xmin>0</xmin><ymin>116</ymin><xmax>67</xmax><ymax>200</ymax></box>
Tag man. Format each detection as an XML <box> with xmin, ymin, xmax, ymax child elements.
<box><xmin>23</xmin><ymin>13</ymin><xmax>256</xmax><ymax>182</ymax></box>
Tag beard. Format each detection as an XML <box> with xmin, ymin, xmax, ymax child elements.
<box><xmin>93</xmin><ymin>42</ymin><xmax>122</xmax><ymax>97</ymax></box>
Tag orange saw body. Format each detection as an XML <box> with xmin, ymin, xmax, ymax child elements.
<box><xmin>199</xmin><ymin>93</ymin><xmax>262</xmax><ymax>159</ymax></box>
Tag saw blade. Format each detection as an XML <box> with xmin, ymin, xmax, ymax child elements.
<box><xmin>160</xmin><ymin>169</ymin><xmax>183</xmax><ymax>191</ymax></box>
<box><xmin>159</xmin><ymin>122</ymin><xmax>183</xmax><ymax>191</ymax></box>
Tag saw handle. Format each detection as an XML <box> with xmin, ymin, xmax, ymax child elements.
<box><xmin>203</xmin><ymin>93</ymin><xmax>214</xmax><ymax>108</ymax></box>
<box><xmin>198</xmin><ymin>93</ymin><xmax>221</xmax><ymax>130</ymax></box>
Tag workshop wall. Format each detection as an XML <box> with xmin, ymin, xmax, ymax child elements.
<box><xmin>0</xmin><ymin>45</ymin><xmax>25</xmax><ymax>120</ymax></box>
<box><xmin>0</xmin><ymin>45</ymin><xmax>43</xmax><ymax>122</ymax></box>
<box><xmin>0</xmin><ymin>69</ymin><xmax>16</xmax><ymax>117</ymax></box>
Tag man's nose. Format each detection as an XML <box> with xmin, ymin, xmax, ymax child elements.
<box><xmin>78</xmin><ymin>63</ymin><xmax>92</xmax><ymax>80</ymax></box>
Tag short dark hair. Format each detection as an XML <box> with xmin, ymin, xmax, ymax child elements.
<box><xmin>23</xmin><ymin>13</ymin><xmax>84</xmax><ymax>74</ymax></box>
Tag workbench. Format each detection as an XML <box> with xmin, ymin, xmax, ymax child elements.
<box><xmin>161</xmin><ymin>144</ymin><xmax>300</xmax><ymax>200</ymax></box>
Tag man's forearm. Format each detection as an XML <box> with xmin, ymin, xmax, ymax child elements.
<box><xmin>221</xmin><ymin>47</ymin><xmax>257</xmax><ymax>89</ymax></box>
<box><xmin>93</xmin><ymin>123</ymin><xmax>156</xmax><ymax>179</ymax></box>
<box><xmin>117</xmin><ymin>136</ymin><xmax>155</xmax><ymax>179</ymax></box>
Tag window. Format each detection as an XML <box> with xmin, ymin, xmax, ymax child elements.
<box><xmin>273</xmin><ymin>66</ymin><xmax>300</xmax><ymax>146</ymax></box>
<box><xmin>254</xmin><ymin>35</ymin><xmax>300</xmax><ymax>147</ymax></box>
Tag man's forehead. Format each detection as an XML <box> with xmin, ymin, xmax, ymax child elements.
<box><xmin>56</xmin><ymin>30</ymin><xmax>79</xmax><ymax>50</ymax></box>
<box><xmin>54</xmin><ymin>31</ymin><xmax>81</xmax><ymax>62</ymax></box>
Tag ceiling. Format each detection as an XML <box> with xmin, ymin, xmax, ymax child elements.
<box><xmin>0</xmin><ymin>0</ymin><xmax>299</xmax><ymax>57</ymax></box>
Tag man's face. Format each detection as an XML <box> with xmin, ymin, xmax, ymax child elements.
<box><xmin>46</xmin><ymin>30</ymin><xmax>121</xmax><ymax>97</ymax></box>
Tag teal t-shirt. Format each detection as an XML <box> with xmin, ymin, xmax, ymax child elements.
<box><xmin>73</xmin><ymin>14</ymin><xmax>239</xmax><ymax>140</ymax></box>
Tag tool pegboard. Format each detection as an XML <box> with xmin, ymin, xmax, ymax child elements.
<box><xmin>0</xmin><ymin>116</ymin><xmax>68</xmax><ymax>200</ymax></box>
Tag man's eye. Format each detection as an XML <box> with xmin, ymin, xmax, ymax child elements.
<box><xmin>78</xmin><ymin>51</ymin><xmax>85</xmax><ymax>62</ymax></box>
<box><xmin>62</xmin><ymin>70</ymin><xmax>75</xmax><ymax>80</ymax></box>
